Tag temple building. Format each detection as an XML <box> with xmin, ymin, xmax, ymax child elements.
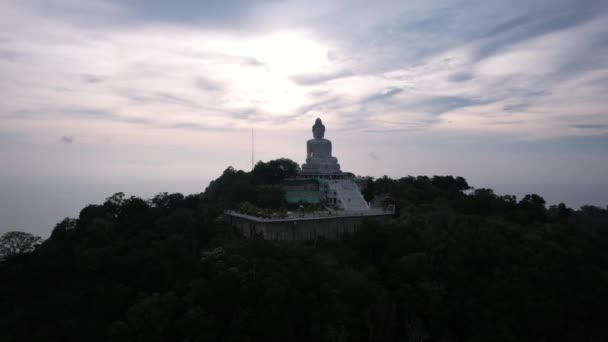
<box><xmin>224</xmin><ymin>118</ymin><xmax>394</xmax><ymax>241</ymax></box>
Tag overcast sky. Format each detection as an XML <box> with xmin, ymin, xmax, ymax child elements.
<box><xmin>1</xmin><ymin>0</ymin><xmax>607</xmax><ymax>236</ymax></box>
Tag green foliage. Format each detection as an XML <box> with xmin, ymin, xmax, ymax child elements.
<box><xmin>0</xmin><ymin>231</ymin><xmax>43</xmax><ymax>257</ymax></box>
<box><xmin>255</xmin><ymin>184</ymin><xmax>286</xmax><ymax>209</ymax></box>
<box><xmin>49</xmin><ymin>217</ymin><xmax>77</xmax><ymax>239</ymax></box>
<box><xmin>1</xmin><ymin>160</ymin><xmax>607</xmax><ymax>342</ymax></box>
<box><xmin>237</xmin><ymin>201</ymin><xmax>287</xmax><ymax>219</ymax></box>
<box><xmin>203</xmin><ymin>159</ymin><xmax>298</xmax><ymax>211</ymax></box>
<box><xmin>251</xmin><ymin>158</ymin><xmax>301</xmax><ymax>184</ymax></box>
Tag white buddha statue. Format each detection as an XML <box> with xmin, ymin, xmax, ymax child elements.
<box><xmin>301</xmin><ymin>118</ymin><xmax>341</xmax><ymax>174</ymax></box>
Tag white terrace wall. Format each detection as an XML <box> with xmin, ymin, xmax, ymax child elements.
<box><xmin>224</xmin><ymin>212</ymin><xmax>392</xmax><ymax>241</ymax></box>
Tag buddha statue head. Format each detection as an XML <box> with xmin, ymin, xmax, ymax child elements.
<box><xmin>312</xmin><ymin>118</ymin><xmax>325</xmax><ymax>139</ymax></box>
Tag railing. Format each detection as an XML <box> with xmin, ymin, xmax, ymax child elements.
<box><xmin>225</xmin><ymin>207</ymin><xmax>394</xmax><ymax>222</ymax></box>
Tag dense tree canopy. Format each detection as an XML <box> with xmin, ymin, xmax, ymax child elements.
<box><xmin>1</xmin><ymin>158</ymin><xmax>607</xmax><ymax>342</ymax></box>
<box><xmin>0</xmin><ymin>231</ymin><xmax>42</xmax><ymax>258</ymax></box>
<box><xmin>202</xmin><ymin>159</ymin><xmax>299</xmax><ymax>211</ymax></box>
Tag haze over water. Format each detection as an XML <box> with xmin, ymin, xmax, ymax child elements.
<box><xmin>1</xmin><ymin>0</ymin><xmax>607</xmax><ymax>236</ymax></box>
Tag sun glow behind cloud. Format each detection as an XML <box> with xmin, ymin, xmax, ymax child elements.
<box><xmin>208</xmin><ymin>31</ymin><xmax>333</xmax><ymax>114</ymax></box>
<box><xmin>105</xmin><ymin>28</ymin><xmax>335</xmax><ymax>123</ymax></box>
<box><xmin>0</xmin><ymin>22</ymin><xmax>339</xmax><ymax>139</ymax></box>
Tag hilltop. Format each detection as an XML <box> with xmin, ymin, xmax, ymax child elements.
<box><xmin>1</xmin><ymin>159</ymin><xmax>608</xmax><ymax>342</ymax></box>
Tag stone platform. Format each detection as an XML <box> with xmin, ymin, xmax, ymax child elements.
<box><xmin>224</xmin><ymin>208</ymin><xmax>394</xmax><ymax>241</ymax></box>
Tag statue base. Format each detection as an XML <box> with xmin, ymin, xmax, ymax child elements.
<box><xmin>301</xmin><ymin>156</ymin><xmax>341</xmax><ymax>175</ymax></box>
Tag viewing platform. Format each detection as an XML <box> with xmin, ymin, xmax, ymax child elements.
<box><xmin>224</xmin><ymin>206</ymin><xmax>394</xmax><ymax>241</ymax></box>
<box><xmin>225</xmin><ymin>206</ymin><xmax>394</xmax><ymax>223</ymax></box>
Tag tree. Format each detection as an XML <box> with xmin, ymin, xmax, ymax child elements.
<box><xmin>359</xmin><ymin>177</ymin><xmax>375</xmax><ymax>202</ymax></box>
<box><xmin>0</xmin><ymin>231</ymin><xmax>43</xmax><ymax>257</ymax></box>
<box><xmin>251</xmin><ymin>158</ymin><xmax>300</xmax><ymax>184</ymax></box>
<box><xmin>151</xmin><ymin>192</ymin><xmax>185</xmax><ymax>211</ymax></box>
<box><xmin>104</xmin><ymin>192</ymin><xmax>126</xmax><ymax>218</ymax></box>
<box><xmin>517</xmin><ymin>194</ymin><xmax>547</xmax><ymax>223</ymax></box>
<box><xmin>50</xmin><ymin>217</ymin><xmax>78</xmax><ymax>239</ymax></box>
<box><xmin>256</xmin><ymin>184</ymin><xmax>285</xmax><ymax>209</ymax></box>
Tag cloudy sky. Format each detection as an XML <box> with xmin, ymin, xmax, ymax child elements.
<box><xmin>1</xmin><ymin>0</ymin><xmax>607</xmax><ymax>236</ymax></box>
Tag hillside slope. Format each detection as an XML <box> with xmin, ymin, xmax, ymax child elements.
<box><xmin>1</xmin><ymin>159</ymin><xmax>608</xmax><ymax>342</ymax></box>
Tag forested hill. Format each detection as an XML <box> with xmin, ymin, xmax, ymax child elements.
<box><xmin>1</xmin><ymin>158</ymin><xmax>608</xmax><ymax>342</ymax></box>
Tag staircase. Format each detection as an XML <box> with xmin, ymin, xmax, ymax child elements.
<box><xmin>327</xmin><ymin>179</ymin><xmax>370</xmax><ymax>211</ymax></box>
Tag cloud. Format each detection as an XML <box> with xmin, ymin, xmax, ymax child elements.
<box><xmin>361</xmin><ymin>87</ymin><xmax>403</xmax><ymax>104</ymax></box>
<box><xmin>571</xmin><ymin>124</ymin><xmax>608</xmax><ymax>130</ymax></box>
<box><xmin>364</xmin><ymin>128</ymin><xmax>416</xmax><ymax>133</ymax></box>
<box><xmin>291</xmin><ymin>70</ymin><xmax>353</xmax><ymax>85</ymax></box>
<box><xmin>193</xmin><ymin>76</ymin><xmax>224</xmax><ymax>92</ymax></box>
<box><xmin>419</xmin><ymin>96</ymin><xmax>493</xmax><ymax>115</ymax></box>
<box><xmin>118</xmin><ymin>0</ymin><xmax>261</xmax><ymax>28</ymax></box>
<box><xmin>0</xmin><ymin>49</ymin><xmax>20</xmax><ymax>62</ymax></box>
<box><xmin>60</xmin><ymin>135</ymin><xmax>74</xmax><ymax>144</ymax></box>
<box><xmin>167</xmin><ymin>122</ymin><xmax>240</xmax><ymax>132</ymax></box>
<box><xmin>231</xmin><ymin>108</ymin><xmax>257</xmax><ymax>120</ymax></box>
<box><xmin>1</xmin><ymin>0</ymin><xmax>607</xmax><ymax>143</ymax></box>
<box><xmin>503</xmin><ymin>103</ymin><xmax>529</xmax><ymax>112</ymax></box>
<box><xmin>472</xmin><ymin>6</ymin><xmax>597</xmax><ymax>61</ymax></box>
<box><xmin>81</xmin><ymin>74</ymin><xmax>102</xmax><ymax>84</ymax></box>
<box><xmin>448</xmin><ymin>72</ymin><xmax>473</xmax><ymax>82</ymax></box>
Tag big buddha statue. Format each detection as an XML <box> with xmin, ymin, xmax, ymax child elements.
<box><xmin>301</xmin><ymin>118</ymin><xmax>341</xmax><ymax>175</ymax></box>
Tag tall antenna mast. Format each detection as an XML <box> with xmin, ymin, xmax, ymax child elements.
<box><xmin>251</xmin><ymin>128</ymin><xmax>254</xmax><ymax>171</ymax></box>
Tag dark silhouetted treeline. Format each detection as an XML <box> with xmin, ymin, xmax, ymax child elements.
<box><xmin>1</xmin><ymin>159</ymin><xmax>608</xmax><ymax>342</ymax></box>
